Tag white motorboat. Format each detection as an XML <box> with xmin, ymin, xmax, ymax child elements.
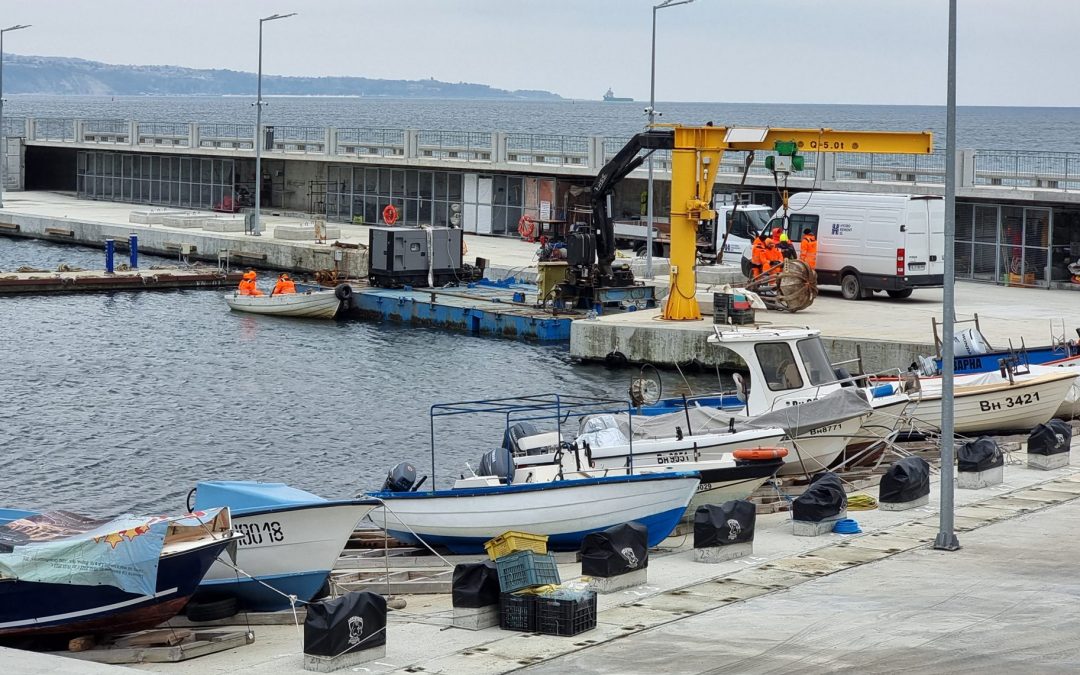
<box><xmin>189</xmin><ymin>481</ymin><xmax>376</xmax><ymax>611</ymax></box>
<box><xmin>225</xmin><ymin>285</ymin><xmax>346</xmax><ymax>319</ymax></box>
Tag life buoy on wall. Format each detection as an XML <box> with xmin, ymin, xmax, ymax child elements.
<box><xmin>518</xmin><ymin>214</ymin><xmax>536</xmax><ymax>241</ymax></box>
<box><xmin>382</xmin><ymin>204</ymin><xmax>399</xmax><ymax>225</ymax></box>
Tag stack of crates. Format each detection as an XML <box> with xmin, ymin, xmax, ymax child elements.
<box><xmin>713</xmin><ymin>291</ymin><xmax>755</xmax><ymax>325</ymax></box>
<box><xmin>487</xmin><ymin>531</ymin><xmax>597</xmax><ymax>636</ymax></box>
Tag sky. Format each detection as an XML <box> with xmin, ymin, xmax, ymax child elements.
<box><xmin>2</xmin><ymin>0</ymin><xmax>1078</xmax><ymax>106</ymax></box>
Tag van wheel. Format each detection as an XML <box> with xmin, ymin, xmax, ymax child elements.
<box><xmin>841</xmin><ymin>274</ymin><xmax>865</xmax><ymax>300</ymax></box>
<box><xmin>740</xmin><ymin>257</ymin><xmax>751</xmax><ymax>278</ymax></box>
<box><xmin>886</xmin><ymin>289</ymin><xmax>914</xmax><ymax>299</ymax></box>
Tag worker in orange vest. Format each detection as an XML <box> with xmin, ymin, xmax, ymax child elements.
<box><xmin>763</xmin><ymin>238</ymin><xmax>784</xmax><ymax>275</ymax></box>
<box><xmin>272</xmin><ymin>273</ymin><xmax>297</xmax><ymax>296</ymax></box>
<box><xmin>237</xmin><ymin>270</ymin><xmax>264</xmax><ymax>296</ymax></box>
<box><xmin>750</xmin><ymin>234</ymin><xmax>768</xmax><ymax>278</ymax></box>
<box><xmin>800</xmin><ymin>228</ymin><xmax>818</xmax><ymax>270</ymax></box>
<box><xmin>771</xmin><ymin>226</ymin><xmax>783</xmax><ymax>244</ymax></box>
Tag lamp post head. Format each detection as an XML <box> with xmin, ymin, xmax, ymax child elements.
<box><xmin>260</xmin><ymin>13</ymin><xmax>296</xmax><ymax>23</ymax></box>
<box><xmin>1</xmin><ymin>24</ymin><xmax>31</xmax><ymax>33</ymax></box>
<box><xmin>655</xmin><ymin>0</ymin><xmax>694</xmax><ymax>10</ymax></box>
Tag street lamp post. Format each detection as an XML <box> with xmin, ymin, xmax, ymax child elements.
<box><xmin>0</xmin><ymin>23</ymin><xmax>31</xmax><ymax>209</ymax></box>
<box><xmin>252</xmin><ymin>12</ymin><xmax>296</xmax><ymax>236</ymax></box>
<box><xmin>646</xmin><ymin>0</ymin><xmax>694</xmax><ymax>278</ymax></box>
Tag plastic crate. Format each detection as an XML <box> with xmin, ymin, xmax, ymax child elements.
<box><xmin>484</xmin><ymin>531</ymin><xmax>549</xmax><ymax>561</ymax></box>
<box><xmin>495</xmin><ymin>550</ymin><xmax>561</xmax><ymax>593</ymax></box>
<box><xmin>499</xmin><ymin>592</ymin><xmax>536</xmax><ymax>632</ymax></box>
<box><xmin>535</xmin><ymin>591</ymin><xmax>598</xmax><ymax>636</ymax></box>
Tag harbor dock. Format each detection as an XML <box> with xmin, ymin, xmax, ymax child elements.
<box><xmin>6</xmin><ymin>444</ymin><xmax>1075</xmax><ymax>674</ymax></box>
<box><xmin>0</xmin><ymin>267</ymin><xmax>241</xmax><ymax>294</ymax></box>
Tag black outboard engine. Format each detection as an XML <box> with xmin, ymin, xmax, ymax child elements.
<box><xmin>382</xmin><ymin>462</ymin><xmax>417</xmax><ymax>492</ymax></box>
<box><xmin>502</xmin><ymin>422</ymin><xmax>541</xmax><ymax>456</ymax></box>
<box><xmin>477</xmin><ymin>448</ymin><xmax>513</xmax><ymax>483</ymax></box>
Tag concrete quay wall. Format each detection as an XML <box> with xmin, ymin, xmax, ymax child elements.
<box><xmin>0</xmin><ymin>213</ymin><xmax>367</xmax><ymax>278</ymax></box>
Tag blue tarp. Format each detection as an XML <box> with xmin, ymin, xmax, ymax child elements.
<box><xmin>193</xmin><ymin>481</ymin><xmax>325</xmax><ymax>516</ymax></box>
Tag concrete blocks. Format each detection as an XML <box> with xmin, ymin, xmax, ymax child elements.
<box><xmin>160</xmin><ymin>212</ymin><xmax>207</xmax><ymax>228</ymax></box>
<box><xmin>202</xmin><ymin>216</ymin><xmax>247</xmax><ymax>232</ymax></box>
<box><xmin>792</xmin><ymin>510</ymin><xmax>847</xmax><ymax>537</ymax></box>
<box><xmin>1028</xmin><ymin>452</ymin><xmax>1070</xmax><ymax>471</ymax></box>
<box><xmin>958</xmin><ymin>465</ymin><xmax>1004</xmax><ymax>489</ymax></box>
<box><xmin>304</xmin><ymin>645</ymin><xmax>386</xmax><ymax>672</ymax></box>
<box><xmin>273</xmin><ymin>222</ymin><xmax>343</xmax><ymax>241</ymax></box>
<box><xmin>584</xmin><ymin>567</ymin><xmax>648</xmax><ymax>592</ymax></box>
<box><xmin>694</xmin><ymin>542</ymin><xmax>753</xmax><ymax>563</ymax></box>
<box><xmin>879</xmin><ymin>494</ymin><xmax>930</xmax><ymax>512</ymax></box>
<box><xmin>129</xmin><ymin>208</ymin><xmax>182</xmax><ymax>225</ymax></box>
<box><xmin>451</xmin><ymin>605</ymin><xmax>499</xmax><ymax>630</ymax></box>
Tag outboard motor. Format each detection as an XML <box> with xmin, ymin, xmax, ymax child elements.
<box><xmin>477</xmin><ymin>448</ymin><xmax>513</xmax><ymax>483</ymax></box>
<box><xmin>502</xmin><ymin>422</ymin><xmax>541</xmax><ymax>456</ymax></box>
<box><xmin>382</xmin><ymin>462</ymin><xmax>417</xmax><ymax>492</ymax></box>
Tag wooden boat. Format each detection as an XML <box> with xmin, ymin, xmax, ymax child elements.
<box><xmin>224</xmin><ymin>284</ymin><xmax>347</xmax><ymax>319</ymax></box>
<box><xmin>189</xmin><ymin>481</ymin><xmax>377</xmax><ymax>611</ymax></box>
<box><xmin>0</xmin><ymin>508</ymin><xmax>234</xmax><ymax>641</ymax></box>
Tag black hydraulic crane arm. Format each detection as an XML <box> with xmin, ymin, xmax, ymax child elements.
<box><xmin>590</xmin><ymin>129</ymin><xmax>674</xmax><ymax>275</ymax></box>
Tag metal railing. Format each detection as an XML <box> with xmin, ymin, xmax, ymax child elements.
<box><xmin>17</xmin><ymin>116</ymin><xmax>1080</xmax><ymax>197</ymax></box>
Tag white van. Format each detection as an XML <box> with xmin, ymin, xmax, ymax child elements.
<box><xmin>741</xmin><ymin>192</ymin><xmax>945</xmax><ymax>299</ymax></box>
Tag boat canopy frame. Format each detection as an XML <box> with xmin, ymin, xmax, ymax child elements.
<box><xmin>428</xmin><ymin>394</ymin><xmax>636</xmax><ymax>491</ymax></box>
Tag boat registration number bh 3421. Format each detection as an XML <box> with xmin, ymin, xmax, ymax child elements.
<box><xmin>236</xmin><ymin>521</ymin><xmax>285</xmax><ymax>546</ymax></box>
<box><xmin>980</xmin><ymin>392</ymin><xmax>1040</xmax><ymax>412</ymax></box>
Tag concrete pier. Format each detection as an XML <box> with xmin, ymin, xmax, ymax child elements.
<box><xmin>0</xmin><ymin>267</ymin><xmax>241</xmax><ymax>294</ymax></box>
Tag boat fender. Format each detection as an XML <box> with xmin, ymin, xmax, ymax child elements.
<box><xmin>733</xmin><ymin>447</ymin><xmax>789</xmax><ymax>460</ymax></box>
<box><xmin>334</xmin><ymin>283</ymin><xmax>353</xmax><ymax>302</ymax></box>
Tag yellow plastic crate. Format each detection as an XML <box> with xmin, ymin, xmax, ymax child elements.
<box><xmin>484</xmin><ymin>531</ymin><xmax>549</xmax><ymax>561</ymax></box>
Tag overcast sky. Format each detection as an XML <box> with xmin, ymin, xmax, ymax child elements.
<box><xmin>3</xmin><ymin>0</ymin><xmax>1077</xmax><ymax>106</ymax></box>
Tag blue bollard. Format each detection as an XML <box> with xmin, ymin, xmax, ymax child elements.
<box><xmin>105</xmin><ymin>239</ymin><xmax>115</xmax><ymax>274</ymax></box>
<box><xmin>128</xmin><ymin>234</ymin><xmax>139</xmax><ymax>269</ymax></box>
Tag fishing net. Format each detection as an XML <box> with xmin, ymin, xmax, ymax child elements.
<box><xmin>744</xmin><ymin>260</ymin><xmax>818</xmax><ymax>312</ymax></box>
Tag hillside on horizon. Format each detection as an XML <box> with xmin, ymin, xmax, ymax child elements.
<box><xmin>1</xmin><ymin>54</ymin><xmax>562</xmax><ymax>100</ymax></box>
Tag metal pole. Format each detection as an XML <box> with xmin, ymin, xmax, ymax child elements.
<box><xmin>645</xmin><ymin>5</ymin><xmax>657</xmax><ymax>279</ymax></box>
<box><xmin>253</xmin><ymin>20</ymin><xmax>264</xmax><ymax>236</ymax></box>
<box><xmin>1</xmin><ymin>29</ymin><xmax>5</xmax><ymax>209</ymax></box>
<box><xmin>935</xmin><ymin>0</ymin><xmax>960</xmax><ymax>552</ymax></box>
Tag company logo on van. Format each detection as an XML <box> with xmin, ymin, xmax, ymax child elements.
<box><xmin>830</xmin><ymin>223</ymin><xmax>853</xmax><ymax>235</ymax></box>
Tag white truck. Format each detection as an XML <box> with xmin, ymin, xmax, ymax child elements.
<box><xmin>613</xmin><ymin>202</ymin><xmax>773</xmax><ymax>259</ymax></box>
<box><xmin>740</xmin><ymin>191</ymin><xmax>945</xmax><ymax>300</ymax></box>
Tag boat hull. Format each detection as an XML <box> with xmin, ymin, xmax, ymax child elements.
<box><xmin>199</xmin><ymin>502</ymin><xmax>373</xmax><ymax>611</ymax></box>
<box><xmin>225</xmin><ymin>290</ymin><xmax>341</xmax><ymax>319</ymax></box>
<box><xmin>368</xmin><ymin>474</ymin><xmax>699</xmax><ymax>554</ymax></box>
<box><xmin>0</xmin><ymin>538</ymin><xmax>232</xmax><ymax>641</ymax></box>
<box><xmin>777</xmin><ymin>414</ymin><xmax>867</xmax><ymax>476</ymax></box>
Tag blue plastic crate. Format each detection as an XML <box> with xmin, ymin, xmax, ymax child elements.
<box><xmin>495</xmin><ymin>550</ymin><xmax>561</xmax><ymax>593</ymax></box>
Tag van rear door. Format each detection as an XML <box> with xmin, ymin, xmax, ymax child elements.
<box><xmin>902</xmin><ymin>197</ymin><xmax>945</xmax><ymax>285</ymax></box>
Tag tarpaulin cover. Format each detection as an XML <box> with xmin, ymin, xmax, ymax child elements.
<box><xmin>957</xmin><ymin>437</ymin><xmax>1003</xmax><ymax>471</ymax></box>
<box><xmin>581</xmin><ymin>388</ymin><xmax>870</xmax><ymax>441</ymax></box>
<box><xmin>0</xmin><ymin>511</ymin><xmax>175</xmax><ymax>596</ymax></box>
<box><xmin>1028</xmin><ymin>419</ymin><xmax>1073</xmax><ymax>456</ymax></box>
<box><xmin>304</xmin><ymin>591</ymin><xmax>387</xmax><ymax>657</ymax></box>
<box><xmin>452</xmin><ymin>561</ymin><xmax>501</xmax><ymax>608</ymax></box>
<box><xmin>878</xmin><ymin>457</ymin><xmax>931</xmax><ymax>503</ymax></box>
<box><xmin>580</xmin><ymin>521</ymin><xmax>648</xmax><ymax>578</ymax></box>
<box><xmin>693</xmin><ymin>500</ymin><xmax>756</xmax><ymax>548</ymax></box>
<box><xmin>194</xmin><ymin>480</ymin><xmax>325</xmax><ymax>516</ymax></box>
<box><xmin>792</xmin><ymin>472</ymin><xmax>847</xmax><ymax>522</ymax></box>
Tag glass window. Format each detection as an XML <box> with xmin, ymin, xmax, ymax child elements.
<box><xmin>754</xmin><ymin>342</ymin><xmax>804</xmax><ymax>391</ymax></box>
<box><xmin>786</xmin><ymin>214</ymin><xmax>819</xmax><ymax>241</ymax></box>
<box><xmin>797</xmin><ymin>338</ymin><xmax>834</xmax><ymax>386</ymax></box>
<box><xmin>434</xmin><ymin>172</ymin><xmax>448</xmax><ymax>200</ymax></box>
<box><xmin>447</xmin><ymin>173</ymin><xmax>463</xmax><ymax>202</ymax></box>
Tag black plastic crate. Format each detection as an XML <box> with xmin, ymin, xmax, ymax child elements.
<box><xmin>535</xmin><ymin>592</ymin><xmax>597</xmax><ymax>636</ymax></box>
<box><xmin>499</xmin><ymin>592</ymin><xmax>536</xmax><ymax>632</ymax></box>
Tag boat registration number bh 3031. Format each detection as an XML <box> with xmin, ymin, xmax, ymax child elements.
<box><xmin>235</xmin><ymin>521</ymin><xmax>285</xmax><ymax>546</ymax></box>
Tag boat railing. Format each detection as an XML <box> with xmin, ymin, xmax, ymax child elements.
<box><xmin>763</xmin><ymin>366</ymin><xmax>912</xmax><ymax>413</ymax></box>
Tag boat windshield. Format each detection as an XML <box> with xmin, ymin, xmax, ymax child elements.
<box><xmin>797</xmin><ymin>337</ymin><xmax>834</xmax><ymax>386</ymax></box>
<box><xmin>754</xmin><ymin>342</ymin><xmax>804</xmax><ymax>391</ymax></box>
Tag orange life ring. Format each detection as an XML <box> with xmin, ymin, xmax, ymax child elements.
<box><xmin>382</xmin><ymin>204</ymin><xmax>399</xmax><ymax>225</ymax></box>
<box><xmin>517</xmin><ymin>214</ymin><xmax>536</xmax><ymax>241</ymax></box>
<box><xmin>733</xmin><ymin>447</ymin><xmax>789</xmax><ymax>460</ymax></box>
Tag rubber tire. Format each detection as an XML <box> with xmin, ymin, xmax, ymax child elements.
<box><xmin>740</xmin><ymin>256</ymin><xmax>751</xmax><ymax>279</ymax></box>
<box><xmin>185</xmin><ymin>594</ymin><xmax>239</xmax><ymax>622</ymax></box>
<box><xmin>887</xmin><ymin>288</ymin><xmax>914</xmax><ymax>299</ymax></box>
<box><xmin>840</xmin><ymin>274</ymin><xmax>864</xmax><ymax>300</ymax></box>
<box><xmin>334</xmin><ymin>283</ymin><xmax>353</xmax><ymax>301</ymax></box>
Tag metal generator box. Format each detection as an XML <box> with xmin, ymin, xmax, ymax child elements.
<box><xmin>368</xmin><ymin>226</ymin><xmax>464</xmax><ymax>288</ymax></box>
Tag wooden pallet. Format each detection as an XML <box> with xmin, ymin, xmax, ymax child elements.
<box><xmin>55</xmin><ymin>630</ymin><xmax>254</xmax><ymax>665</ymax></box>
<box><xmin>345</xmin><ymin>528</ymin><xmax>412</xmax><ymax>550</ymax></box>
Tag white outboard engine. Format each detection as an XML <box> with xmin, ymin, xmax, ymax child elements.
<box><xmin>382</xmin><ymin>462</ymin><xmax>418</xmax><ymax>492</ymax></box>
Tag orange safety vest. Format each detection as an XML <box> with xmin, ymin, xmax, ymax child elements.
<box><xmin>273</xmin><ymin>279</ymin><xmax>297</xmax><ymax>295</ymax></box>
<box><xmin>800</xmin><ymin>234</ymin><xmax>818</xmax><ymax>270</ymax></box>
<box><xmin>238</xmin><ymin>279</ymin><xmax>264</xmax><ymax>296</ymax></box>
<box><xmin>764</xmin><ymin>245</ymin><xmax>784</xmax><ymax>274</ymax></box>
<box><xmin>750</xmin><ymin>239</ymin><xmax>767</xmax><ymax>276</ymax></box>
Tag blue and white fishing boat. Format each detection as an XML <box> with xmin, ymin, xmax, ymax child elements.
<box><xmin>363</xmin><ymin>394</ymin><xmax>700</xmax><ymax>554</ymax></box>
<box><xmin>0</xmin><ymin>508</ymin><xmax>234</xmax><ymax>640</ymax></box>
<box><xmin>189</xmin><ymin>481</ymin><xmax>377</xmax><ymax>611</ymax></box>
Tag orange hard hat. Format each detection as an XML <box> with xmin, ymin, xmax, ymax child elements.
<box><xmin>243</xmin><ymin>271</ymin><xmax>256</xmax><ymax>280</ymax></box>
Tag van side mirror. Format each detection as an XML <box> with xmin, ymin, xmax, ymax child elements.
<box><xmin>900</xmin><ymin>225</ymin><xmax>906</xmax><ymax>232</ymax></box>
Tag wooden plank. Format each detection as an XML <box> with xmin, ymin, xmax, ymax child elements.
<box><xmin>55</xmin><ymin>630</ymin><xmax>253</xmax><ymax>665</ymax></box>
<box><xmin>114</xmin><ymin>629</ymin><xmax>192</xmax><ymax>648</ymax></box>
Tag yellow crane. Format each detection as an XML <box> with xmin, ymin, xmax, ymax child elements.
<box><xmin>662</xmin><ymin>125</ymin><xmax>934</xmax><ymax>320</ymax></box>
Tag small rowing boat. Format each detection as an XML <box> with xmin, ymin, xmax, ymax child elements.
<box><xmin>225</xmin><ymin>283</ymin><xmax>350</xmax><ymax>319</ymax></box>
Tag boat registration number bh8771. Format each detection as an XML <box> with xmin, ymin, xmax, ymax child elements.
<box><xmin>235</xmin><ymin>521</ymin><xmax>285</xmax><ymax>547</ymax></box>
<box><xmin>980</xmin><ymin>391</ymin><xmax>1040</xmax><ymax>412</ymax></box>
